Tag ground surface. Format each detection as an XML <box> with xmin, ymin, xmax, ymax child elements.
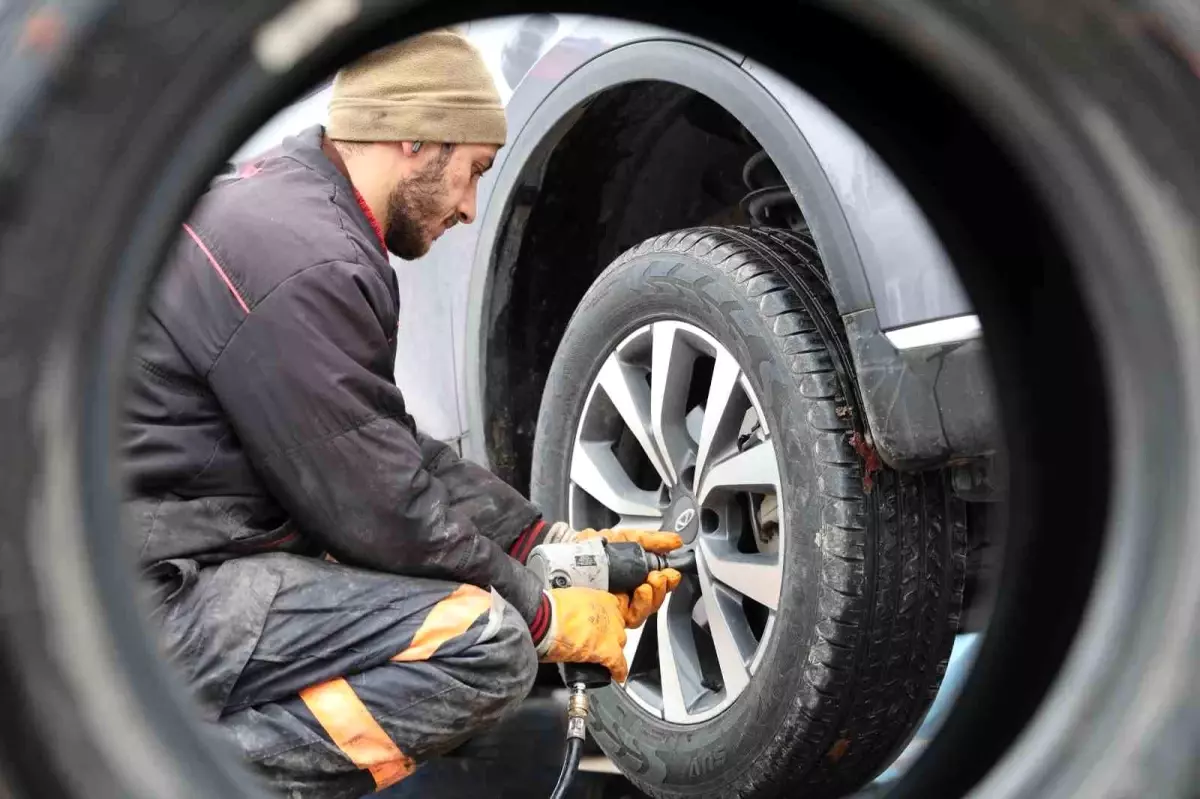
<box><xmin>383</xmin><ymin>636</ymin><xmax>981</xmax><ymax>798</ymax></box>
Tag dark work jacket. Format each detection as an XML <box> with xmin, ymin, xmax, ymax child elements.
<box><xmin>123</xmin><ymin>125</ymin><xmax>545</xmax><ymax>624</ymax></box>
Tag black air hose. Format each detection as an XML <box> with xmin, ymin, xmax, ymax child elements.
<box><xmin>548</xmin><ymin>737</ymin><xmax>583</xmax><ymax>799</ymax></box>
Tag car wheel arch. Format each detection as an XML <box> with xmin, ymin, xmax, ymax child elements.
<box><xmin>462</xmin><ymin>38</ymin><xmax>874</xmax><ymax>480</ymax></box>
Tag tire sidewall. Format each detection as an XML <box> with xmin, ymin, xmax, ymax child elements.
<box><xmin>530</xmin><ymin>248</ymin><xmax>828</xmax><ymax>792</ymax></box>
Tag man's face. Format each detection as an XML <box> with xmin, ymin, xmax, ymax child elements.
<box><xmin>385</xmin><ymin>142</ymin><xmax>498</xmax><ymax>259</ymax></box>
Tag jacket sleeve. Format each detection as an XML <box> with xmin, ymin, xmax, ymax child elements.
<box><xmin>206</xmin><ymin>260</ymin><xmax>545</xmax><ymax>623</ymax></box>
<box><xmin>414</xmin><ymin>432</ymin><xmax>543</xmax><ymax>552</ymax></box>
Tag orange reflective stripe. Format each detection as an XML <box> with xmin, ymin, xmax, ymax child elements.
<box><xmin>392</xmin><ymin>584</ymin><xmax>492</xmax><ymax>663</ymax></box>
<box><xmin>299</xmin><ymin>678</ymin><xmax>415</xmax><ymax>789</ymax></box>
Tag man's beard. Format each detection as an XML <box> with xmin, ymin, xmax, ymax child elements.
<box><xmin>384</xmin><ymin>157</ymin><xmax>449</xmax><ymax>259</ymax></box>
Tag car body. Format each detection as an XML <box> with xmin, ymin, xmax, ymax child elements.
<box><xmin>236</xmin><ymin>13</ymin><xmax>1000</xmax><ymax>489</ymax></box>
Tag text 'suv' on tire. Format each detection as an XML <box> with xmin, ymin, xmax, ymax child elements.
<box><xmin>0</xmin><ymin>3</ymin><xmax>1196</xmax><ymax>799</ymax></box>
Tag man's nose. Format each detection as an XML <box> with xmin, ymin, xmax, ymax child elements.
<box><xmin>457</xmin><ymin>186</ymin><xmax>478</xmax><ymax>225</ymax></box>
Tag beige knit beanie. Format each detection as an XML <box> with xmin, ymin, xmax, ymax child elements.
<box><xmin>328</xmin><ymin>29</ymin><xmax>506</xmax><ymax>146</ymax></box>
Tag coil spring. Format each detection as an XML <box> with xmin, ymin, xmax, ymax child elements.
<box><xmin>740</xmin><ymin>149</ymin><xmax>806</xmax><ymax>231</ymax></box>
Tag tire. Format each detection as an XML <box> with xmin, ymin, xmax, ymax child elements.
<box><xmin>530</xmin><ymin>226</ymin><xmax>968</xmax><ymax>798</ymax></box>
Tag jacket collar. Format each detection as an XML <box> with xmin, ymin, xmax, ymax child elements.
<box><xmin>282</xmin><ymin>125</ymin><xmax>387</xmax><ymax>256</ymax></box>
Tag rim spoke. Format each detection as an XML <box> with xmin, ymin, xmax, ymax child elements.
<box><xmin>571</xmin><ymin>441</ymin><xmax>664</xmax><ymax>519</ymax></box>
<box><xmin>621</xmin><ymin>622</ymin><xmax>648</xmax><ymax>684</ymax></box>
<box><xmin>697</xmin><ymin>440</ymin><xmax>780</xmax><ymax>505</ymax></box>
<box><xmin>650</xmin><ymin>322</ymin><xmax>695</xmax><ymax>484</ymax></box>
<box><xmin>693</xmin><ymin>349</ymin><xmax>749</xmax><ymax>494</ymax></box>
<box><xmin>656</xmin><ymin>593</ymin><xmax>691</xmax><ymax>723</ymax></box>
<box><xmin>697</xmin><ymin>548</ymin><xmax>754</xmax><ymax>697</ymax></box>
<box><xmin>597</xmin><ymin>354</ymin><xmax>673</xmax><ymax>486</ymax></box>
<box><xmin>698</xmin><ymin>536</ymin><xmax>783</xmax><ymax>611</ymax></box>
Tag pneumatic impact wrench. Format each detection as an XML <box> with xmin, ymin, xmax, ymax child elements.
<box><xmin>526</xmin><ymin>538</ymin><xmax>697</xmax><ymax>798</ymax></box>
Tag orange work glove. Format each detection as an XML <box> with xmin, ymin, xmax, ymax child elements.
<box><xmin>616</xmin><ymin>568</ymin><xmax>683</xmax><ymax>628</ymax></box>
<box><xmin>536</xmin><ymin>587</ymin><xmax>629</xmax><ymax>682</ymax></box>
<box><xmin>576</xmin><ymin>527</ymin><xmax>684</xmax><ymax>554</ymax></box>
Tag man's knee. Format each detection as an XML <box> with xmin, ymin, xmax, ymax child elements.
<box><xmin>484</xmin><ymin>595</ymin><xmax>539</xmax><ymax>700</ymax></box>
<box><xmin>452</xmin><ymin>592</ymin><xmax>537</xmax><ymax>720</ymax></box>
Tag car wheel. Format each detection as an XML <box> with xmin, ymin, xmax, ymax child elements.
<box><xmin>530</xmin><ymin>226</ymin><xmax>968</xmax><ymax>798</ymax></box>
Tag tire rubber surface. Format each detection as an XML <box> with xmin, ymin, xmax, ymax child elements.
<box><xmin>531</xmin><ymin>227</ymin><xmax>968</xmax><ymax>798</ymax></box>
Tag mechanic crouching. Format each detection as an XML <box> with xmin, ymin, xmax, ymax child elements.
<box><xmin>122</xmin><ymin>31</ymin><xmax>682</xmax><ymax>798</ymax></box>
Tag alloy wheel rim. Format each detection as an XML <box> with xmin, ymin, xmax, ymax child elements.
<box><xmin>568</xmin><ymin>320</ymin><xmax>785</xmax><ymax>724</ymax></box>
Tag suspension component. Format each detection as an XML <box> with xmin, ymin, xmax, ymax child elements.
<box><xmin>739</xmin><ymin>147</ymin><xmax>806</xmax><ymax>230</ymax></box>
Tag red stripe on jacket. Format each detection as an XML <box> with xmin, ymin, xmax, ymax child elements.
<box><xmin>182</xmin><ymin>223</ymin><xmax>250</xmax><ymax>314</ymax></box>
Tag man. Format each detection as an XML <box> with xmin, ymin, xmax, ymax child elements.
<box><xmin>123</xmin><ymin>30</ymin><xmax>682</xmax><ymax>798</ymax></box>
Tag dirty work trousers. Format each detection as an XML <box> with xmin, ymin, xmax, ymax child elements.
<box><xmin>152</xmin><ymin>552</ymin><xmax>538</xmax><ymax>798</ymax></box>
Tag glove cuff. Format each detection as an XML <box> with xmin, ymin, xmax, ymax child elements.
<box><xmin>542</xmin><ymin>521</ymin><xmax>579</xmax><ymax>545</ymax></box>
<box><xmin>509</xmin><ymin>520</ymin><xmax>581</xmax><ymax>564</ymax></box>
<box><xmin>533</xmin><ymin>591</ymin><xmax>557</xmax><ymax>657</ymax></box>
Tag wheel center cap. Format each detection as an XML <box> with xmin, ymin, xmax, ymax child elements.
<box><xmin>666</xmin><ymin>495</ymin><xmax>699</xmax><ymax>542</ymax></box>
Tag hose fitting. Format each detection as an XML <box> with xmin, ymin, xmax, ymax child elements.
<box><xmin>566</xmin><ymin>682</ymin><xmax>589</xmax><ymax>740</ymax></box>
<box><xmin>550</xmin><ymin>683</ymin><xmax>589</xmax><ymax>799</ymax></box>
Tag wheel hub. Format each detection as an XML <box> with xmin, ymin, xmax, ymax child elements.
<box><xmin>664</xmin><ymin>487</ymin><xmax>700</xmax><ymax>543</ymax></box>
